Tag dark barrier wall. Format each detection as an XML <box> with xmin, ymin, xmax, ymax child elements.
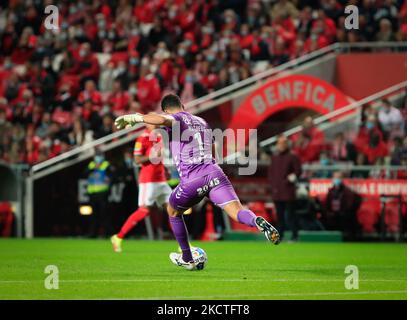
<box><xmin>0</xmin><ymin>164</ymin><xmax>17</xmax><ymax>201</ymax></box>
<box><xmin>32</xmin><ymin>146</ymin><xmax>142</xmax><ymax>237</ymax></box>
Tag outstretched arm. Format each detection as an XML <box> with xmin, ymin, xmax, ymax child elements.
<box><xmin>115</xmin><ymin>112</ymin><xmax>174</xmax><ymax>129</ymax></box>
<box><xmin>143</xmin><ymin>113</ymin><xmax>174</xmax><ymax>127</ymax></box>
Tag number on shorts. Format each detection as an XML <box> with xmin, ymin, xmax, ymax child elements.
<box><xmin>196</xmin><ymin>178</ymin><xmax>220</xmax><ymax>196</ymax></box>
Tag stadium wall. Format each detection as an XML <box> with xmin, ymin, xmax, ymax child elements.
<box><xmin>335</xmin><ymin>53</ymin><xmax>407</xmax><ymax>100</ymax></box>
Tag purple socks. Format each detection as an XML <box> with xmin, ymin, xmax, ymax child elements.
<box><xmin>237</xmin><ymin>209</ymin><xmax>257</xmax><ymax>227</ymax></box>
<box><xmin>169</xmin><ymin>215</ymin><xmax>193</xmax><ymax>262</ymax></box>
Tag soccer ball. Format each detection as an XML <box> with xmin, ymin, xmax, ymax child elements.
<box><xmin>191</xmin><ymin>247</ymin><xmax>208</xmax><ymax>270</ymax></box>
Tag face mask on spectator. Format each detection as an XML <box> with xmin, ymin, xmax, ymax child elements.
<box><xmin>202</xmin><ymin>27</ymin><xmax>211</xmax><ymax>34</ymax></box>
<box><xmin>225</xmin><ymin>16</ymin><xmax>233</xmax><ymax>24</ymax></box>
<box><xmin>130</xmin><ymin>58</ymin><xmax>139</xmax><ymax>65</ymax></box>
<box><xmin>169</xmin><ymin>10</ymin><xmax>177</xmax><ymax>19</ymax></box>
<box><xmin>4</xmin><ymin>61</ymin><xmax>12</xmax><ymax>69</ymax></box>
<box><xmin>95</xmin><ymin>155</ymin><xmax>104</xmax><ymax>164</ymax></box>
<box><xmin>131</xmin><ymin>29</ymin><xmax>139</xmax><ymax>37</ymax></box>
<box><xmin>125</xmin><ymin>158</ymin><xmax>132</xmax><ymax>166</ymax></box>
<box><xmin>129</xmin><ymin>87</ymin><xmax>137</xmax><ymax>95</ymax></box>
<box><xmin>97</xmin><ymin>20</ymin><xmax>106</xmax><ymax>29</ymax></box>
<box><xmin>366</xmin><ymin>122</ymin><xmax>375</xmax><ymax>130</ymax></box>
<box><xmin>150</xmin><ymin>64</ymin><xmax>158</xmax><ymax>73</ymax></box>
<box><xmin>79</xmin><ymin>49</ymin><xmax>87</xmax><ymax>57</ymax></box>
<box><xmin>44</xmin><ymin>32</ymin><xmax>53</xmax><ymax>40</ymax></box>
<box><xmin>108</xmin><ymin>31</ymin><xmax>115</xmax><ymax>40</ymax></box>
<box><xmin>333</xmin><ymin>178</ymin><xmax>342</xmax><ymax>187</ymax></box>
<box><xmin>320</xmin><ymin>158</ymin><xmax>329</xmax><ymax>165</ymax></box>
<box><xmin>207</xmin><ymin>54</ymin><xmax>215</xmax><ymax>62</ymax></box>
<box><xmin>76</xmin><ymin>29</ymin><xmax>84</xmax><ymax>37</ymax></box>
<box><xmin>59</xmin><ymin>32</ymin><xmax>68</xmax><ymax>41</ymax></box>
<box><xmin>101</xmin><ymin>105</ymin><xmax>110</xmax><ymax>114</ymax></box>
<box><xmin>42</xmin><ymin>139</ymin><xmax>52</xmax><ymax>148</ymax></box>
<box><xmin>178</xmin><ymin>48</ymin><xmax>186</xmax><ymax>56</ymax></box>
<box><xmin>42</xmin><ymin>60</ymin><xmax>50</xmax><ymax>69</ymax></box>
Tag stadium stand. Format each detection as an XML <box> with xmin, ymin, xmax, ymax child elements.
<box><xmin>1</xmin><ymin>0</ymin><xmax>407</xmax><ymax>167</ymax></box>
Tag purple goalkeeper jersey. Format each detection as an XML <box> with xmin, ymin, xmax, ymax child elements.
<box><xmin>166</xmin><ymin>111</ymin><xmax>220</xmax><ymax>181</ymax></box>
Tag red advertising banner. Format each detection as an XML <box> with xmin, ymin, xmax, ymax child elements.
<box><xmin>231</xmin><ymin>178</ymin><xmax>407</xmax><ymax>200</ymax></box>
<box><xmin>230</xmin><ymin>178</ymin><xmax>406</xmax><ymax>233</ymax></box>
<box><xmin>309</xmin><ymin>179</ymin><xmax>407</xmax><ymax>198</ymax></box>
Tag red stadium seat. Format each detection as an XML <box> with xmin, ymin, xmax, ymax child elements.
<box><xmin>357</xmin><ymin>199</ymin><xmax>381</xmax><ymax>234</ymax></box>
<box><xmin>384</xmin><ymin>201</ymin><xmax>401</xmax><ymax>234</ymax></box>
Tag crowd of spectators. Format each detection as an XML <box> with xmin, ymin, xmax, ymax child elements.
<box><xmin>292</xmin><ymin>95</ymin><xmax>407</xmax><ymax>178</ymax></box>
<box><xmin>1</xmin><ymin>0</ymin><xmax>407</xmax><ymax>166</ymax></box>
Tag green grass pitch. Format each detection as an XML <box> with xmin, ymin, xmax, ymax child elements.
<box><xmin>0</xmin><ymin>239</ymin><xmax>407</xmax><ymax>300</ymax></box>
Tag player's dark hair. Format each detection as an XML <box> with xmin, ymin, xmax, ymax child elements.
<box><xmin>161</xmin><ymin>94</ymin><xmax>183</xmax><ymax>112</ymax></box>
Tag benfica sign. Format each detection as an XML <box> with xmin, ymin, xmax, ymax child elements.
<box><xmin>229</xmin><ymin>74</ymin><xmax>353</xmax><ymax>135</ymax></box>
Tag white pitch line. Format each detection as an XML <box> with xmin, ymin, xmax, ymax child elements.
<box><xmin>112</xmin><ymin>290</ymin><xmax>407</xmax><ymax>300</ymax></box>
<box><xmin>1</xmin><ymin>278</ymin><xmax>407</xmax><ymax>284</ymax></box>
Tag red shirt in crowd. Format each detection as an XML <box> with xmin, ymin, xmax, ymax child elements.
<box><xmin>136</xmin><ymin>75</ymin><xmax>161</xmax><ymax>112</ymax></box>
<box><xmin>354</xmin><ymin>127</ymin><xmax>388</xmax><ymax>163</ymax></box>
<box><xmin>107</xmin><ymin>91</ymin><xmax>130</xmax><ymax>112</ymax></box>
<box><xmin>291</xmin><ymin>127</ymin><xmax>325</xmax><ymax>163</ymax></box>
<box><xmin>78</xmin><ymin>89</ymin><xmax>103</xmax><ymax>107</ymax></box>
<box><xmin>71</xmin><ymin>53</ymin><xmax>100</xmax><ymax>80</ymax></box>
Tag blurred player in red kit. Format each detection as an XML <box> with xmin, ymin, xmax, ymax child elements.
<box><xmin>111</xmin><ymin>123</ymin><xmax>171</xmax><ymax>252</ymax></box>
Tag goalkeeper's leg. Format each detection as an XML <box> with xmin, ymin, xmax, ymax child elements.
<box><xmin>208</xmin><ymin>173</ymin><xmax>280</xmax><ymax>244</ymax></box>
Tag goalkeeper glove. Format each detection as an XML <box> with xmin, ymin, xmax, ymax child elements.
<box><xmin>115</xmin><ymin>113</ymin><xmax>144</xmax><ymax>130</ymax></box>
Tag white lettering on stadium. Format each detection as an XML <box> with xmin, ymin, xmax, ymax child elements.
<box><xmin>251</xmin><ymin>80</ymin><xmax>337</xmax><ymax>114</ymax></box>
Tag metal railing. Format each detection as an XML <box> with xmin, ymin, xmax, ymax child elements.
<box><xmin>187</xmin><ymin>42</ymin><xmax>407</xmax><ymax>112</ymax></box>
<box><xmin>186</xmin><ymin>43</ymin><xmax>341</xmax><ymax>112</ymax></box>
<box><xmin>31</xmin><ymin>124</ymin><xmax>144</xmax><ymax>175</ymax></box>
<box><xmin>259</xmin><ymin>81</ymin><xmax>407</xmax><ymax>148</ymax></box>
<box><xmin>223</xmin><ymin>80</ymin><xmax>407</xmax><ymax>163</ymax></box>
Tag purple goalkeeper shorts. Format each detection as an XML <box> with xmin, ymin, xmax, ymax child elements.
<box><xmin>169</xmin><ymin>169</ymin><xmax>239</xmax><ymax>211</ymax></box>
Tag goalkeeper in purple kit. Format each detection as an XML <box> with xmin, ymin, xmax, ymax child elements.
<box><xmin>115</xmin><ymin>94</ymin><xmax>280</xmax><ymax>271</ymax></box>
